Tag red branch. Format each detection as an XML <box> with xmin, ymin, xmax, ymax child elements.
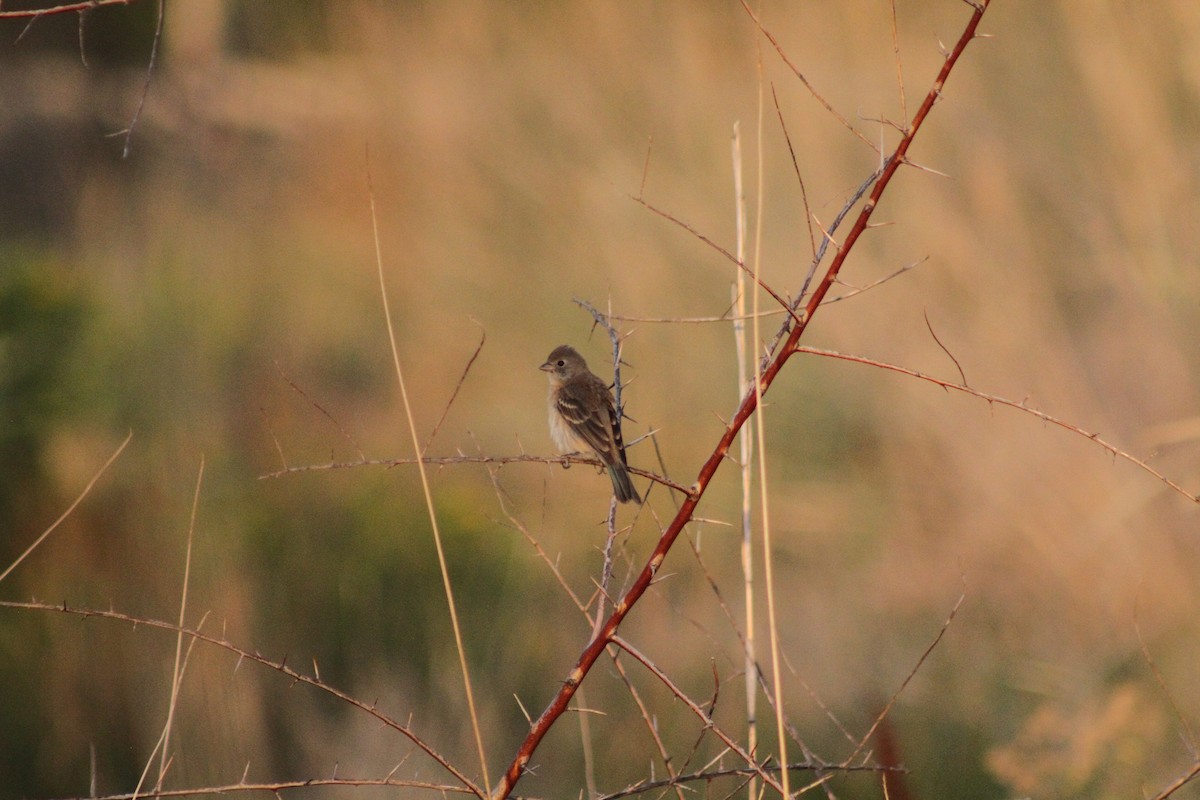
<box><xmin>493</xmin><ymin>3</ymin><xmax>992</xmax><ymax>797</ymax></box>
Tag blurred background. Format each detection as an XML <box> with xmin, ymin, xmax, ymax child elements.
<box><xmin>1</xmin><ymin>1</ymin><xmax>1199</xmax><ymax>798</ymax></box>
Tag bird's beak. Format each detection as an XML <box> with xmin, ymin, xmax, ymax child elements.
<box><xmin>538</xmin><ymin>361</ymin><xmax>554</xmax><ymax>372</ymax></box>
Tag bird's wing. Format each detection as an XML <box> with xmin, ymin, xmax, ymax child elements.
<box><xmin>556</xmin><ymin>376</ymin><xmax>622</xmax><ymax>466</ymax></box>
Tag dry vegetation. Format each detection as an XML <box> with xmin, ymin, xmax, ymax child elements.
<box><xmin>1</xmin><ymin>2</ymin><xmax>1199</xmax><ymax>799</ymax></box>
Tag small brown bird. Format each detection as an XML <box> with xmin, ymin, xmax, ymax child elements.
<box><xmin>540</xmin><ymin>345</ymin><xmax>641</xmax><ymax>504</ymax></box>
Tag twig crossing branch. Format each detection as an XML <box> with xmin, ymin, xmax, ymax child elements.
<box><xmin>491</xmin><ymin>3</ymin><xmax>994</xmax><ymax>797</ymax></box>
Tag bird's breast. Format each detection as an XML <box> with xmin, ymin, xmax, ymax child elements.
<box><xmin>548</xmin><ymin>391</ymin><xmax>585</xmax><ymax>453</ymax></box>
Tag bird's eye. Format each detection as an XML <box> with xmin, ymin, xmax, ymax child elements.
<box><xmin>556</xmin><ymin>360</ymin><xmax>565</xmax><ymax>367</ymax></box>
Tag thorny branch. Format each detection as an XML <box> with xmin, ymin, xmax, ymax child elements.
<box><xmin>492</xmin><ymin>3</ymin><xmax>994</xmax><ymax>797</ymax></box>
<box><xmin>30</xmin><ymin>777</ymin><xmax>474</xmax><ymax>800</ymax></box>
<box><xmin>612</xmin><ymin>636</ymin><xmax>784</xmax><ymax>795</ymax></box>
<box><xmin>0</xmin><ymin>601</ymin><xmax>485</xmax><ymax>799</ymax></box>
<box><xmin>797</xmin><ymin>345</ymin><xmax>1199</xmax><ymax>503</ymax></box>
<box><xmin>597</xmin><ymin>760</ymin><xmax>904</xmax><ymax>800</ymax></box>
<box><xmin>260</xmin><ymin>454</ymin><xmax>693</xmax><ymax>498</ymax></box>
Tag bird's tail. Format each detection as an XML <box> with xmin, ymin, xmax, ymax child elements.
<box><xmin>608</xmin><ymin>464</ymin><xmax>642</xmax><ymax>504</ymax></box>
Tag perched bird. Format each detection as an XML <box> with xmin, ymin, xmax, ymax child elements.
<box><xmin>540</xmin><ymin>345</ymin><xmax>641</xmax><ymax>504</ymax></box>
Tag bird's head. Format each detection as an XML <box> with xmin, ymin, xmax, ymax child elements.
<box><xmin>540</xmin><ymin>345</ymin><xmax>587</xmax><ymax>382</ymax></box>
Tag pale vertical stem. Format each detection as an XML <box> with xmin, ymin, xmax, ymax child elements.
<box><xmin>731</xmin><ymin>121</ymin><xmax>758</xmax><ymax>799</ymax></box>
<box><xmin>157</xmin><ymin>456</ymin><xmax>204</xmax><ymax>790</ymax></box>
<box><xmin>369</xmin><ymin>171</ymin><xmax>490</xmax><ymax>797</ymax></box>
<box><xmin>751</xmin><ymin>49</ymin><xmax>789</xmax><ymax>799</ymax></box>
<box><xmin>134</xmin><ymin>457</ymin><xmax>205</xmax><ymax>800</ymax></box>
<box><xmin>578</xmin><ymin>686</ymin><xmax>597</xmax><ymax>800</ymax></box>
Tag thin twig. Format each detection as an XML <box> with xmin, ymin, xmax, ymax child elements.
<box><xmin>485</xmin><ymin>451</ymin><xmax>685</xmax><ymax>798</ymax></box>
<box><xmin>889</xmin><ymin>0</ymin><xmax>908</xmax><ymax>131</ymax></box>
<box><xmin>423</xmin><ymin>322</ymin><xmax>486</xmax><ymax>454</ymax></box>
<box><xmin>481</xmin><ymin>462</ymin><xmax>590</xmax><ymax>615</ymax></box>
<box><xmin>598</xmin><ymin>760</ymin><xmax>900</xmax><ymax>800</ymax></box>
<box><xmin>0</xmin><ymin>600</ymin><xmax>483</xmax><ymax>797</ymax></box>
<box><xmin>610</xmin><ymin>651</ymin><xmax>688</xmax><ymax>800</ymax></box>
<box><xmin>607</xmin><ymin>308</ymin><xmax>782</xmax><ymax>324</ymax></box>
<box><xmin>632</xmin><ymin>197</ymin><xmax>803</xmax><ymax>329</ymax></box>
<box><xmin>922</xmin><ymin>308</ymin><xmax>967</xmax><ymax>386</ymax></box>
<box><xmin>610</xmin><ymin>636</ymin><xmax>785</xmax><ymax>796</ymax></box>
<box><xmin>493</xmin><ymin>6</ymin><xmax>993</xmax><ymax>795</ymax></box>
<box><xmin>137</xmin><ymin>612</ymin><xmax>207</xmax><ymax>799</ymax></box>
<box><xmin>76</xmin><ymin>3</ymin><xmax>91</xmax><ymax>67</ymax></box>
<box><xmin>573</xmin><ymin>297</ymin><xmax>632</xmax><ymax>425</ymax></box>
<box><xmin>594</xmin><ymin>498</ymin><xmax>618</xmax><ymax>636</ymax></box>
<box><xmin>764</xmin><ymin>165</ymin><xmax>884</xmax><ymax>372</ymax></box>
<box><xmin>30</xmin><ymin>776</ymin><xmax>474</xmax><ymax>800</ymax></box>
<box><xmin>828</xmin><ymin>257</ymin><xmax>925</xmax><ymax>303</ymax></box>
<box><xmin>668</xmin><ymin>663</ymin><xmax>724</xmax><ymax>783</ymax></box>
<box><xmin>155</xmin><ymin>457</ymin><xmax>205</xmax><ymax>792</ymax></box>
<box><xmin>274</xmin><ymin>360</ymin><xmax>365</xmax><ymax>460</ymax></box>
<box><xmin>843</xmin><ymin>592</ymin><xmax>966</xmax><ymax>768</ymax></box>
<box><xmin>119</xmin><ymin>0</ymin><xmax>163</xmax><ymax>158</ymax></box>
<box><xmin>638</xmin><ymin>135</ymin><xmax>654</xmax><ymax>200</ymax></box>
<box><xmin>796</xmin><ymin>345</ymin><xmax>1200</xmax><ymax>503</ymax></box>
<box><xmin>258</xmin><ymin>406</ymin><xmax>289</xmax><ymax>471</ymax></box>
<box><xmin>0</xmin><ymin>0</ymin><xmax>130</xmax><ymax>18</ymax></box>
<box><xmin>259</xmin><ymin>454</ymin><xmax>692</xmax><ymax>497</ymax></box>
<box><xmin>368</xmin><ymin>161</ymin><xmax>491</xmax><ymax>796</ymax></box>
<box><xmin>600</xmin><ymin>253</ymin><xmax>921</xmax><ymax>323</ymax></box>
<box><xmin>1135</xmin><ymin>601</ymin><xmax>1198</xmax><ymax>756</ymax></box>
<box><xmin>739</xmin><ymin>0</ymin><xmax>876</xmax><ymax>153</ymax></box>
<box><xmin>747</xmin><ymin>654</ymin><xmax>839</xmax><ymax>799</ymax></box>
<box><xmin>1150</xmin><ymin>761</ymin><xmax>1200</xmax><ymax>800</ymax></box>
<box><xmin>0</xmin><ymin>431</ymin><xmax>132</xmax><ymax>585</ymax></box>
<box><xmin>769</xmin><ymin>83</ymin><xmax>817</xmax><ymax>262</ymax></box>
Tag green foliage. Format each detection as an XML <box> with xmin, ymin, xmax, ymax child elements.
<box><xmin>0</xmin><ymin>252</ymin><xmax>92</xmax><ymax>793</ymax></box>
<box><xmin>0</xmin><ymin>253</ymin><xmax>88</xmax><ymax>551</ymax></box>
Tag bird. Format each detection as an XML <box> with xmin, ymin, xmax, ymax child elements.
<box><xmin>540</xmin><ymin>344</ymin><xmax>641</xmax><ymax>504</ymax></box>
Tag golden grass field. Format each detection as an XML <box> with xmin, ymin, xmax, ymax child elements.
<box><xmin>2</xmin><ymin>2</ymin><xmax>1199</xmax><ymax>798</ymax></box>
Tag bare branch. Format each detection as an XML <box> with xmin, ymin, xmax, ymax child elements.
<box><xmin>922</xmin><ymin>308</ymin><xmax>967</xmax><ymax>386</ymax></box>
<box><xmin>423</xmin><ymin>322</ymin><xmax>486</xmax><ymax>454</ymax></box>
<box><xmin>259</xmin><ymin>453</ymin><xmax>694</xmax><ymax>498</ymax></box>
<box><xmin>0</xmin><ymin>600</ymin><xmax>484</xmax><ymax>797</ymax></box>
<box><xmin>573</xmin><ymin>297</ymin><xmax>633</xmax><ymax>421</ymax></box>
<box><xmin>36</xmin><ymin>776</ymin><xmax>474</xmax><ymax>800</ymax></box>
<box><xmin>610</xmin><ymin>635</ymin><xmax>785</xmax><ymax>796</ymax></box>
<box><xmin>738</xmin><ymin>0</ymin><xmax>877</xmax><ymax>153</ymax></box>
<box><xmin>889</xmin><ymin>0</ymin><xmax>908</xmax><ymax>131</ymax></box>
<box><xmin>842</xmin><ymin>592</ymin><xmax>966</xmax><ymax>767</ymax></box>
<box><xmin>120</xmin><ymin>0</ymin><xmax>163</xmax><ymax>158</ymax></box>
<box><xmin>1136</xmin><ymin>602</ymin><xmax>1198</xmax><ymax>756</ymax></box>
<box><xmin>0</xmin><ymin>431</ymin><xmax>132</xmax><ymax>585</ymax></box>
<box><xmin>369</xmin><ymin>159</ymin><xmax>490</xmax><ymax>795</ymax></box>
<box><xmin>0</xmin><ymin>0</ymin><xmax>132</xmax><ymax>19</ymax></box>
<box><xmin>769</xmin><ymin>82</ymin><xmax>817</xmax><ymax>261</ymax></box>
<box><xmin>493</xmin><ymin>5</ymin><xmax>994</xmax><ymax>795</ymax></box>
<box><xmin>274</xmin><ymin>360</ymin><xmax>365</xmax><ymax>460</ymax></box>
<box><xmin>638</xmin><ymin>134</ymin><xmax>654</xmax><ymax>200</ymax></box>
<box><xmin>797</xmin><ymin>345</ymin><xmax>1200</xmax><ymax>503</ymax></box>
<box><xmin>631</xmin><ymin>196</ymin><xmax>803</xmax><ymax>329</ymax></box>
<box><xmin>597</xmin><ymin>760</ymin><xmax>903</xmax><ymax>800</ymax></box>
